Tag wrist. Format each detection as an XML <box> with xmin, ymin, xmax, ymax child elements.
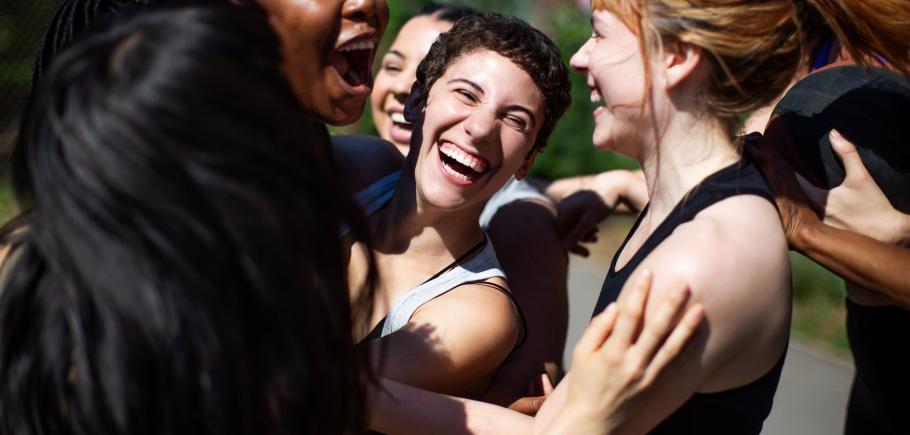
<box><xmin>792</xmin><ymin>220</ymin><xmax>823</xmax><ymax>253</ymax></box>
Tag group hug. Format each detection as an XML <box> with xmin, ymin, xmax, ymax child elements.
<box><xmin>1</xmin><ymin>0</ymin><xmax>909</xmax><ymax>434</ymax></box>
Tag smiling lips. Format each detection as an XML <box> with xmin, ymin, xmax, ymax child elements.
<box><xmin>332</xmin><ymin>38</ymin><xmax>376</xmax><ymax>90</ymax></box>
<box><xmin>389</xmin><ymin>111</ymin><xmax>413</xmax><ymax>143</ymax></box>
<box><xmin>438</xmin><ymin>142</ymin><xmax>489</xmax><ymax>183</ymax></box>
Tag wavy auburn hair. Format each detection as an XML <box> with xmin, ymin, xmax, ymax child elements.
<box><xmin>590</xmin><ymin>0</ymin><xmax>910</xmax><ymax>136</ymax></box>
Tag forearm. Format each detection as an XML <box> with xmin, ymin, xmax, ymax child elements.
<box><xmin>795</xmin><ymin>222</ymin><xmax>910</xmax><ymax>306</ymax></box>
<box><xmin>370</xmin><ymin>379</ymin><xmax>534</xmax><ymax>435</ymax></box>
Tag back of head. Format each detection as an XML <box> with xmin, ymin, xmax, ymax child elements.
<box><xmin>415</xmin><ymin>12</ymin><xmax>571</xmax><ymax>151</ymax></box>
<box><xmin>591</xmin><ymin>0</ymin><xmax>910</xmax><ymax>136</ymax></box>
<box><xmin>2</xmin><ymin>4</ymin><xmax>368</xmax><ymax>435</ymax></box>
<box><xmin>412</xmin><ymin>3</ymin><xmax>479</xmax><ymax>24</ymax></box>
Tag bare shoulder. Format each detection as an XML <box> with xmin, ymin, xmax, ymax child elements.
<box><xmin>639</xmin><ymin>194</ymin><xmax>790</xmax><ymax>391</ymax></box>
<box><xmin>332</xmin><ymin>134</ymin><xmax>405</xmax><ymax>193</ymax></box>
<box><xmin>411</xmin><ymin>276</ymin><xmax>519</xmax><ymax>354</ymax></box>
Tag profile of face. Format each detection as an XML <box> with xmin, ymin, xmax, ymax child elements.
<box><xmin>408</xmin><ymin>50</ymin><xmax>544</xmax><ymax>211</ymax></box>
<box><xmin>371</xmin><ymin>15</ymin><xmax>453</xmax><ymax>154</ymax></box>
<box><xmin>258</xmin><ymin>0</ymin><xmax>389</xmax><ymax>126</ymax></box>
<box><xmin>570</xmin><ymin>10</ymin><xmax>649</xmax><ymax>158</ymax></box>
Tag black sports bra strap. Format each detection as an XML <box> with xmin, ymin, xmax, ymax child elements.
<box><xmin>463</xmin><ymin>279</ymin><xmax>527</xmax><ymax>351</ymax></box>
<box><xmin>420</xmin><ymin>235</ymin><xmax>488</xmax><ymax>286</ymax></box>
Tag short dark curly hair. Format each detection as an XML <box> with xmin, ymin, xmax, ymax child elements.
<box><xmin>415</xmin><ymin>13</ymin><xmax>571</xmax><ymax>151</ymax></box>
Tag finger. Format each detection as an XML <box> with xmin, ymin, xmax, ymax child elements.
<box><xmin>507</xmin><ymin>396</ymin><xmax>547</xmax><ymax>416</ymax></box>
<box><xmin>630</xmin><ymin>283</ymin><xmax>691</xmax><ymax>362</ymax></box>
<box><xmin>540</xmin><ymin>373</ymin><xmax>555</xmax><ymax>395</ymax></box>
<box><xmin>643</xmin><ymin>303</ymin><xmax>705</xmax><ymax>383</ymax></box>
<box><xmin>574</xmin><ymin>302</ymin><xmax>619</xmax><ymax>356</ymax></box>
<box><xmin>569</xmin><ymin>244</ymin><xmax>591</xmax><ymax>257</ymax></box>
<box><xmin>829</xmin><ymin>130</ymin><xmax>870</xmax><ymax>182</ymax></box>
<box><xmin>608</xmin><ymin>269</ymin><xmax>653</xmax><ymax>348</ymax></box>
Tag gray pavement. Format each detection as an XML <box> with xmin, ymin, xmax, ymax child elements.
<box><xmin>562</xmin><ymin>217</ymin><xmax>854</xmax><ymax>434</ymax></box>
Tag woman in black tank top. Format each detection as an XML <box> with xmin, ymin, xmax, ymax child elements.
<box><xmin>562</xmin><ymin>0</ymin><xmax>861</xmax><ymax>432</ymax></box>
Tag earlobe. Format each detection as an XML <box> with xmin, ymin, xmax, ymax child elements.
<box><xmin>664</xmin><ymin>42</ymin><xmax>702</xmax><ymax>90</ymax></box>
<box><xmin>404</xmin><ymin>82</ymin><xmax>425</xmax><ymax>123</ymax></box>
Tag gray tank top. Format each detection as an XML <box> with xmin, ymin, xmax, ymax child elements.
<box><xmin>348</xmin><ymin>170</ymin><xmax>509</xmax><ymax>338</ymax></box>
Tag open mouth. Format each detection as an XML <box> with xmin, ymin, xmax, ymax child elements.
<box><xmin>438</xmin><ymin>142</ymin><xmax>489</xmax><ymax>183</ymax></box>
<box><xmin>332</xmin><ymin>39</ymin><xmax>375</xmax><ymax>89</ymax></box>
<box><xmin>590</xmin><ymin>88</ymin><xmax>606</xmax><ymax>116</ymax></box>
<box><xmin>388</xmin><ymin>112</ymin><xmax>413</xmax><ymax>144</ymax></box>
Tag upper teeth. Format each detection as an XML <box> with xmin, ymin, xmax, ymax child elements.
<box><xmin>391</xmin><ymin>112</ymin><xmax>409</xmax><ymax>124</ymax></box>
<box><xmin>339</xmin><ymin>40</ymin><xmax>375</xmax><ymax>52</ymax></box>
<box><xmin>590</xmin><ymin>91</ymin><xmax>602</xmax><ymax>104</ymax></box>
<box><xmin>440</xmin><ymin>142</ymin><xmax>488</xmax><ymax>173</ymax></box>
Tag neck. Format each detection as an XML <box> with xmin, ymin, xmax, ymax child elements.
<box><xmin>638</xmin><ymin>110</ymin><xmax>740</xmax><ymax>226</ymax></box>
<box><xmin>372</xmin><ymin>169</ymin><xmax>485</xmax><ymax>260</ymax></box>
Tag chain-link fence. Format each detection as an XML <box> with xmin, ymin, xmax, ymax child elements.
<box><xmin>0</xmin><ymin>0</ymin><xmax>58</xmax><ymax>155</ymax></box>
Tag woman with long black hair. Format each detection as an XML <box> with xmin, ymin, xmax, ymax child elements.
<box><xmin>1</xmin><ymin>4</ymin><xmax>371</xmax><ymax>434</ymax></box>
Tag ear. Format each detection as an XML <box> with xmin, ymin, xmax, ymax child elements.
<box><xmin>404</xmin><ymin>82</ymin><xmax>425</xmax><ymax>123</ymax></box>
<box><xmin>515</xmin><ymin>147</ymin><xmax>540</xmax><ymax>180</ymax></box>
<box><xmin>663</xmin><ymin>42</ymin><xmax>703</xmax><ymax>90</ymax></box>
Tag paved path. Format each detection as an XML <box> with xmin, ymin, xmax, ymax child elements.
<box><xmin>563</xmin><ymin>217</ymin><xmax>854</xmax><ymax>434</ymax></box>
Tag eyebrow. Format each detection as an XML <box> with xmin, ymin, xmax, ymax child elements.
<box><xmin>506</xmin><ymin>104</ymin><xmax>537</xmax><ymax>127</ymax></box>
<box><xmin>387</xmin><ymin>49</ymin><xmax>405</xmax><ymax>60</ymax></box>
<box><xmin>448</xmin><ymin>78</ymin><xmax>537</xmax><ymax>127</ymax></box>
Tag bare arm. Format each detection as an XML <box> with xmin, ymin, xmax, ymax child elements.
<box><xmin>481</xmin><ymin>200</ymin><xmax>568</xmax><ymax>408</ymax></box>
<box><xmin>369</xmin><ymin>282</ymin><xmax>519</xmax><ymax>397</ymax></box>
<box><xmin>795</xmin><ymin>223</ymin><xmax>910</xmax><ymax>307</ymax></box>
<box><xmin>368</xmin><ymin>271</ymin><xmax>704</xmax><ymax>435</ymax></box>
<box><xmin>603</xmin><ymin>197</ymin><xmax>790</xmax><ymax>434</ymax></box>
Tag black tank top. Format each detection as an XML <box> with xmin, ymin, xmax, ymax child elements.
<box><xmin>594</xmin><ymin>157</ymin><xmax>786</xmax><ymax>435</ymax></box>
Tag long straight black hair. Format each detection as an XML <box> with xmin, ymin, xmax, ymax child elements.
<box><xmin>1</xmin><ymin>4</ymin><xmax>373</xmax><ymax>434</ymax></box>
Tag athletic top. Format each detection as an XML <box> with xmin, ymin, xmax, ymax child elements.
<box><xmin>478</xmin><ymin>177</ymin><xmax>554</xmax><ymax>229</ymax></box>
<box><xmin>348</xmin><ymin>171</ymin><xmax>519</xmax><ymax>341</ymax></box>
<box><xmin>593</xmin><ymin>158</ymin><xmax>785</xmax><ymax>435</ymax></box>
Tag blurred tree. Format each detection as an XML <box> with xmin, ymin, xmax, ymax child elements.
<box><xmin>343</xmin><ymin>0</ymin><xmax>637</xmax><ymax>179</ymax></box>
<box><xmin>0</xmin><ymin>0</ymin><xmax>58</xmax><ymax>155</ymax></box>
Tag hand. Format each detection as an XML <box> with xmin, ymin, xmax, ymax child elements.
<box><xmin>746</xmin><ymin>133</ymin><xmax>824</xmax><ymax>249</ymax></box>
<box><xmin>555</xmin><ymin>170</ymin><xmax>647</xmax><ymax>256</ymax></box>
<box><xmin>797</xmin><ymin>130</ymin><xmax>910</xmax><ymax>245</ymax></box>
<box><xmin>507</xmin><ymin>373</ymin><xmax>555</xmax><ymax>416</ymax></box>
<box><xmin>556</xmin><ymin>190</ymin><xmax>608</xmax><ymax>257</ymax></box>
<box><xmin>554</xmin><ymin>270</ymin><xmax>704</xmax><ymax>434</ymax></box>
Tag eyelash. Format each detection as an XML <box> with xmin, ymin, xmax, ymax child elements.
<box><xmin>454</xmin><ymin>88</ymin><xmax>528</xmax><ymax>131</ymax></box>
<box><xmin>383</xmin><ymin>63</ymin><xmax>402</xmax><ymax>73</ymax></box>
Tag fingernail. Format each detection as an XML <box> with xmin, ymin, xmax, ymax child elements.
<box><xmin>829</xmin><ymin>130</ymin><xmax>847</xmax><ymax>151</ymax></box>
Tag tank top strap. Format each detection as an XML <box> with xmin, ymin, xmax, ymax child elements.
<box><xmin>598</xmin><ymin>157</ymin><xmax>774</xmax><ymax>314</ymax></box>
<box><xmin>339</xmin><ymin>170</ymin><xmax>401</xmax><ymax>238</ymax></box>
<box><xmin>381</xmin><ymin>235</ymin><xmax>506</xmax><ymax>336</ymax></box>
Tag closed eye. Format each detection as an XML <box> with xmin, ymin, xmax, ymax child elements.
<box><xmin>455</xmin><ymin>88</ymin><xmax>479</xmax><ymax>103</ymax></box>
<box><xmin>504</xmin><ymin>114</ymin><xmax>528</xmax><ymax>131</ymax></box>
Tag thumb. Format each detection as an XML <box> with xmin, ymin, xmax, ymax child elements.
<box><xmin>829</xmin><ymin>130</ymin><xmax>870</xmax><ymax>182</ymax></box>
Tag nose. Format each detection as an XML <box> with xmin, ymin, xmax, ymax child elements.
<box><xmin>463</xmin><ymin>108</ymin><xmax>497</xmax><ymax>143</ymax></box>
<box><xmin>570</xmin><ymin>39</ymin><xmax>592</xmax><ymax>72</ymax></box>
<box><xmin>343</xmin><ymin>0</ymin><xmax>389</xmax><ymax>31</ymax></box>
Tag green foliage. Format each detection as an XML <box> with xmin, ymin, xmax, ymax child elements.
<box><xmin>0</xmin><ymin>0</ymin><xmax>59</xmax><ymax>133</ymax></box>
<box><xmin>339</xmin><ymin>0</ymin><xmax>634</xmax><ymax>179</ymax></box>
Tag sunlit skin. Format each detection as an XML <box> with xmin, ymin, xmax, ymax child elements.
<box><xmin>411</xmin><ymin>50</ymin><xmax>544</xmax><ymax>214</ymax></box>
<box><xmin>570</xmin><ymin>11</ymin><xmax>651</xmax><ymax>158</ymax></box>
<box><xmin>539</xmin><ymin>9</ymin><xmax>791</xmax><ymax>434</ymax></box>
<box><xmin>371</xmin><ymin>15</ymin><xmax>453</xmax><ymax>154</ymax></box>
<box><xmin>258</xmin><ymin>0</ymin><xmax>389</xmax><ymax>126</ymax></box>
<box><xmin>341</xmin><ymin>49</ymin><xmax>546</xmax><ymax>398</ymax></box>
